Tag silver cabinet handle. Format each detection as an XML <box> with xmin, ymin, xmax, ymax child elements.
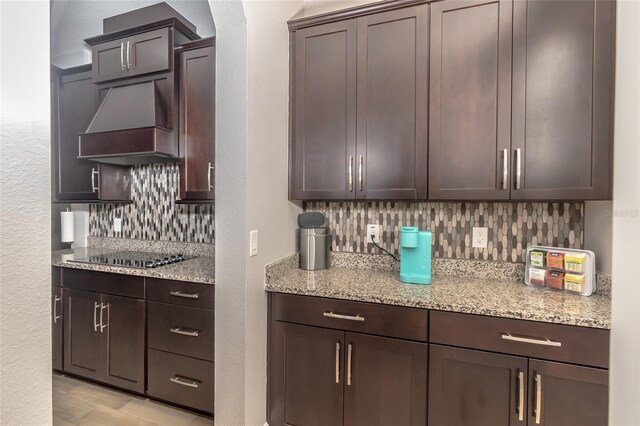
<box><xmin>91</xmin><ymin>168</ymin><xmax>99</xmax><ymax>193</ymax></box>
<box><xmin>348</xmin><ymin>156</ymin><xmax>354</xmax><ymax>192</ymax></box>
<box><xmin>170</xmin><ymin>376</ymin><xmax>200</xmax><ymax>388</ymax></box>
<box><xmin>126</xmin><ymin>40</ymin><xmax>132</xmax><ymax>69</ymax></box>
<box><xmin>93</xmin><ymin>302</ymin><xmax>100</xmax><ymax>332</ymax></box>
<box><xmin>208</xmin><ymin>162</ymin><xmax>214</xmax><ymax>191</ymax></box>
<box><xmin>358</xmin><ymin>155</ymin><xmax>363</xmax><ymax>191</ymax></box>
<box><xmin>347</xmin><ymin>343</ymin><xmax>353</xmax><ymax>386</ymax></box>
<box><xmin>53</xmin><ymin>296</ymin><xmax>62</xmax><ymax>323</ymax></box>
<box><xmin>100</xmin><ymin>303</ymin><xmax>108</xmax><ymax>333</ymax></box>
<box><xmin>323</xmin><ymin>311</ymin><xmax>365</xmax><ymax>322</ymax></box>
<box><xmin>335</xmin><ymin>342</ymin><xmax>341</xmax><ymax>384</ymax></box>
<box><xmin>501</xmin><ymin>333</ymin><xmax>561</xmax><ymax>347</ymax></box>
<box><xmin>515</xmin><ymin>148</ymin><xmax>522</xmax><ymax>189</ymax></box>
<box><xmin>170</xmin><ymin>291</ymin><xmax>199</xmax><ymax>299</ymax></box>
<box><xmin>534</xmin><ymin>373</ymin><xmax>542</xmax><ymax>424</ymax></box>
<box><xmin>502</xmin><ymin>148</ymin><xmax>508</xmax><ymax>190</ymax></box>
<box><xmin>170</xmin><ymin>327</ymin><xmax>200</xmax><ymax>337</ymax></box>
<box><xmin>120</xmin><ymin>42</ymin><xmax>126</xmax><ymax>70</ymax></box>
<box><xmin>517</xmin><ymin>370</ymin><xmax>524</xmax><ymax>421</ymax></box>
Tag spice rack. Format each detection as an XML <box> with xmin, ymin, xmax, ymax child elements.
<box><xmin>524</xmin><ymin>246</ymin><xmax>596</xmax><ymax>296</ymax></box>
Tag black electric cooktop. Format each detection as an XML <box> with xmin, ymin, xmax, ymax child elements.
<box><xmin>69</xmin><ymin>251</ymin><xmax>194</xmax><ymax>269</ymax></box>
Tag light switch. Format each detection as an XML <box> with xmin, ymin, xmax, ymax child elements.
<box><xmin>113</xmin><ymin>217</ymin><xmax>122</xmax><ymax>233</ymax></box>
<box><xmin>250</xmin><ymin>230</ymin><xmax>258</xmax><ymax>256</ymax></box>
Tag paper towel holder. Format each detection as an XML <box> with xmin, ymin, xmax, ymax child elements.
<box><xmin>61</xmin><ymin>208</ymin><xmax>75</xmax><ymax>243</ymax></box>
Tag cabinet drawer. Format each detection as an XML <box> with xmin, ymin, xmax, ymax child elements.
<box><xmin>430</xmin><ymin>311</ymin><xmax>610</xmax><ymax>368</ymax></box>
<box><xmin>147</xmin><ymin>278</ymin><xmax>214</xmax><ymax>310</ymax></box>
<box><xmin>62</xmin><ymin>268</ymin><xmax>144</xmax><ymax>299</ymax></box>
<box><xmin>148</xmin><ymin>349</ymin><xmax>214</xmax><ymax>413</ymax></box>
<box><xmin>148</xmin><ymin>302</ymin><xmax>214</xmax><ymax>361</ymax></box>
<box><xmin>272</xmin><ymin>293</ymin><xmax>428</xmax><ymax>342</ymax></box>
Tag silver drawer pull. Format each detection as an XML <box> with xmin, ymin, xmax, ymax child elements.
<box><xmin>501</xmin><ymin>333</ymin><xmax>561</xmax><ymax>347</ymax></box>
<box><xmin>323</xmin><ymin>312</ymin><xmax>365</xmax><ymax>322</ymax></box>
<box><xmin>170</xmin><ymin>327</ymin><xmax>200</xmax><ymax>337</ymax></box>
<box><xmin>170</xmin><ymin>376</ymin><xmax>200</xmax><ymax>388</ymax></box>
<box><xmin>170</xmin><ymin>291</ymin><xmax>199</xmax><ymax>299</ymax></box>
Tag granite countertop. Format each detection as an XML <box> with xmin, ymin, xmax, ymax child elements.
<box><xmin>265</xmin><ymin>254</ymin><xmax>611</xmax><ymax>329</ymax></box>
<box><xmin>52</xmin><ymin>247</ymin><xmax>215</xmax><ymax>285</ymax></box>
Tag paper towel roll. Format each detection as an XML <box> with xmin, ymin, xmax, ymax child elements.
<box><xmin>61</xmin><ymin>211</ymin><xmax>75</xmax><ymax>243</ymax></box>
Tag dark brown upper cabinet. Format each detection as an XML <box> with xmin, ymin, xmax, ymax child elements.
<box><xmin>89</xmin><ymin>27</ymin><xmax>172</xmax><ymax>84</ymax></box>
<box><xmin>291</xmin><ymin>19</ymin><xmax>357</xmax><ymax>200</ymax></box>
<box><xmin>428</xmin><ymin>0</ymin><xmax>513</xmax><ymax>200</ymax></box>
<box><xmin>177</xmin><ymin>38</ymin><xmax>215</xmax><ymax>203</ymax></box>
<box><xmin>289</xmin><ymin>4</ymin><xmax>428</xmax><ymax>200</ymax></box>
<box><xmin>511</xmin><ymin>0</ymin><xmax>615</xmax><ymax>200</ymax></box>
<box><xmin>356</xmin><ymin>7</ymin><xmax>428</xmax><ymax>200</ymax></box>
<box><xmin>52</xmin><ymin>66</ymin><xmax>131</xmax><ymax>203</ymax></box>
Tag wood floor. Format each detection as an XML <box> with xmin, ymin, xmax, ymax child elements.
<box><xmin>53</xmin><ymin>373</ymin><xmax>213</xmax><ymax>426</ymax></box>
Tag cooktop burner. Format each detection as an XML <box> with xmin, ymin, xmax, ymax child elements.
<box><xmin>70</xmin><ymin>251</ymin><xmax>195</xmax><ymax>269</ymax></box>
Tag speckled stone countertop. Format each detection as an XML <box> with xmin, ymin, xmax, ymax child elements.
<box><xmin>52</xmin><ymin>247</ymin><xmax>215</xmax><ymax>285</ymax></box>
<box><xmin>265</xmin><ymin>253</ymin><xmax>611</xmax><ymax>329</ymax></box>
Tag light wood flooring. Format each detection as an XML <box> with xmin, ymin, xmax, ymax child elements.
<box><xmin>53</xmin><ymin>373</ymin><xmax>213</xmax><ymax>426</ymax></box>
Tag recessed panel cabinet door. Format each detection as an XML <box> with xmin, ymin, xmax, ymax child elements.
<box><xmin>511</xmin><ymin>0</ymin><xmax>615</xmax><ymax>200</ymax></box>
<box><xmin>528</xmin><ymin>360</ymin><xmax>608</xmax><ymax>426</ymax></box>
<box><xmin>102</xmin><ymin>294</ymin><xmax>145</xmax><ymax>393</ymax></box>
<box><xmin>179</xmin><ymin>44</ymin><xmax>215</xmax><ymax>201</ymax></box>
<box><xmin>344</xmin><ymin>333</ymin><xmax>427</xmax><ymax>426</ymax></box>
<box><xmin>53</xmin><ymin>68</ymin><xmax>100</xmax><ymax>201</ymax></box>
<box><xmin>63</xmin><ymin>289</ymin><xmax>103</xmax><ymax>380</ymax></box>
<box><xmin>270</xmin><ymin>322</ymin><xmax>344</xmax><ymax>426</ymax></box>
<box><xmin>291</xmin><ymin>20</ymin><xmax>357</xmax><ymax>200</ymax></box>
<box><xmin>356</xmin><ymin>6</ymin><xmax>428</xmax><ymax>200</ymax></box>
<box><xmin>429</xmin><ymin>0</ymin><xmax>513</xmax><ymax>200</ymax></box>
<box><xmin>429</xmin><ymin>344</ymin><xmax>528</xmax><ymax>426</ymax></box>
<box><xmin>52</xmin><ymin>287</ymin><xmax>63</xmax><ymax>371</ymax></box>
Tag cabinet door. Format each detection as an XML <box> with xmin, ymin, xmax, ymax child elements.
<box><xmin>63</xmin><ymin>289</ymin><xmax>103</xmax><ymax>380</ymax></box>
<box><xmin>101</xmin><ymin>294</ymin><xmax>145</xmax><ymax>393</ymax></box>
<box><xmin>53</xmin><ymin>68</ymin><xmax>100</xmax><ymax>201</ymax></box>
<box><xmin>92</xmin><ymin>38</ymin><xmax>130</xmax><ymax>83</ymax></box>
<box><xmin>291</xmin><ymin>20</ymin><xmax>357</xmax><ymax>200</ymax></box>
<box><xmin>356</xmin><ymin>6</ymin><xmax>428</xmax><ymax>200</ymax></box>
<box><xmin>529</xmin><ymin>360</ymin><xmax>608</xmax><ymax>426</ymax></box>
<box><xmin>128</xmin><ymin>28</ymin><xmax>172</xmax><ymax>79</ymax></box>
<box><xmin>270</xmin><ymin>322</ymin><xmax>344</xmax><ymax>426</ymax></box>
<box><xmin>97</xmin><ymin>164</ymin><xmax>131</xmax><ymax>202</ymax></box>
<box><xmin>511</xmin><ymin>0</ymin><xmax>615</xmax><ymax>200</ymax></box>
<box><xmin>429</xmin><ymin>0</ymin><xmax>513</xmax><ymax>200</ymax></box>
<box><xmin>344</xmin><ymin>333</ymin><xmax>427</xmax><ymax>426</ymax></box>
<box><xmin>52</xmin><ymin>287</ymin><xmax>63</xmax><ymax>371</ymax></box>
<box><xmin>179</xmin><ymin>44</ymin><xmax>215</xmax><ymax>201</ymax></box>
<box><xmin>429</xmin><ymin>344</ymin><xmax>528</xmax><ymax>426</ymax></box>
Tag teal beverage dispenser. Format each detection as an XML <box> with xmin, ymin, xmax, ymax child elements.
<box><xmin>399</xmin><ymin>226</ymin><xmax>432</xmax><ymax>284</ymax></box>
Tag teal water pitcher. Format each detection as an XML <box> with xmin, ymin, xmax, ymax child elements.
<box><xmin>399</xmin><ymin>226</ymin><xmax>432</xmax><ymax>284</ymax></box>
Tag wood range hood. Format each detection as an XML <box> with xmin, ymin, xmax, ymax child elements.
<box><xmin>78</xmin><ymin>80</ymin><xmax>177</xmax><ymax>165</ymax></box>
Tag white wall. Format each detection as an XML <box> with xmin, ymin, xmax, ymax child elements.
<box><xmin>0</xmin><ymin>1</ymin><xmax>52</xmax><ymax>424</ymax></box>
<box><xmin>244</xmin><ymin>1</ymin><xmax>304</xmax><ymax>424</ymax></box>
<box><xmin>609</xmin><ymin>1</ymin><xmax>640</xmax><ymax>426</ymax></box>
<box><xmin>609</xmin><ymin>0</ymin><xmax>640</xmax><ymax>424</ymax></box>
<box><xmin>584</xmin><ymin>201</ymin><xmax>613</xmax><ymax>274</ymax></box>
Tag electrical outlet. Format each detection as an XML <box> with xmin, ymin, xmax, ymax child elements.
<box><xmin>366</xmin><ymin>224</ymin><xmax>380</xmax><ymax>244</ymax></box>
<box><xmin>472</xmin><ymin>227</ymin><xmax>488</xmax><ymax>248</ymax></box>
<box><xmin>113</xmin><ymin>217</ymin><xmax>122</xmax><ymax>233</ymax></box>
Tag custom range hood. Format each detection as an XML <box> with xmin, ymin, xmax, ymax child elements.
<box><xmin>78</xmin><ymin>80</ymin><xmax>178</xmax><ymax>165</ymax></box>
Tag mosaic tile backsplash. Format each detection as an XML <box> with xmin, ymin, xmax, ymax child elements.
<box><xmin>89</xmin><ymin>164</ymin><xmax>214</xmax><ymax>244</ymax></box>
<box><xmin>304</xmin><ymin>202</ymin><xmax>584</xmax><ymax>263</ymax></box>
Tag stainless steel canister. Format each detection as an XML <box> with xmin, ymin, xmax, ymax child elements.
<box><xmin>299</xmin><ymin>227</ymin><xmax>330</xmax><ymax>270</ymax></box>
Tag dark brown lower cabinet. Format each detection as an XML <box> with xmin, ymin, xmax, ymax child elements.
<box><xmin>52</xmin><ymin>287</ymin><xmax>63</xmax><ymax>371</ymax></box>
<box><xmin>429</xmin><ymin>344</ymin><xmax>527</xmax><ymax>426</ymax></box>
<box><xmin>63</xmin><ymin>288</ymin><xmax>145</xmax><ymax>393</ymax></box>
<box><xmin>529</xmin><ymin>360</ymin><xmax>608</xmax><ymax>426</ymax></box>
<box><xmin>269</xmin><ymin>320</ymin><xmax>427</xmax><ymax>426</ymax></box>
<box><xmin>429</xmin><ymin>344</ymin><xmax>609</xmax><ymax>426</ymax></box>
